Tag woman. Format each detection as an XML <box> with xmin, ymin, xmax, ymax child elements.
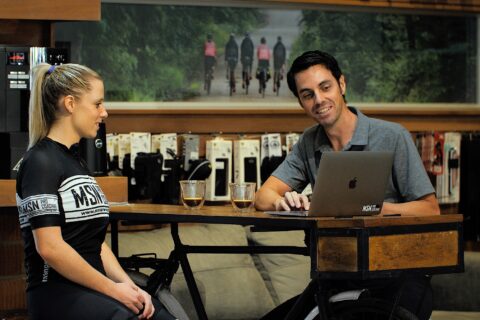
<box><xmin>16</xmin><ymin>63</ymin><xmax>176</xmax><ymax>320</ymax></box>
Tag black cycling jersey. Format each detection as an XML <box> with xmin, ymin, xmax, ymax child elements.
<box><xmin>273</xmin><ymin>41</ymin><xmax>286</xmax><ymax>70</ymax></box>
<box><xmin>240</xmin><ymin>37</ymin><xmax>254</xmax><ymax>66</ymax></box>
<box><xmin>16</xmin><ymin>137</ymin><xmax>110</xmax><ymax>290</ymax></box>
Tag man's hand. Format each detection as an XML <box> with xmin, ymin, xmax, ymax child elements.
<box><xmin>274</xmin><ymin>191</ymin><xmax>310</xmax><ymax>211</ymax></box>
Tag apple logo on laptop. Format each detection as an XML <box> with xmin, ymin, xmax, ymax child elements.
<box><xmin>348</xmin><ymin>177</ymin><xmax>357</xmax><ymax>189</ymax></box>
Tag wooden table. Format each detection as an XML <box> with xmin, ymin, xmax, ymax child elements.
<box><xmin>109</xmin><ymin>204</ymin><xmax>464</xmax><ymax>320</ymax></box>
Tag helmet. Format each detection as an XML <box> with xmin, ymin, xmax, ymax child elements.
<box><xmin>261</xmin><ymin>37</ymin><xmax>266</xmax><ymax>44</ymax></box>
<box><xmin>245</xmin><ymin>32</ymin><xmax>250</xmax><ymax>37</ymax></box>
<box><xmin>277</xmin><ymin>36</ymin><xmax>282</xmax><ymax>42</ymax></box>
<box><xmin>207</xmin><ymin>34</ymin><xmax>212</xmax><ymax>40</ymax></box>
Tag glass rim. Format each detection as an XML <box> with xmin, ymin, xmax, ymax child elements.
<box><xmin>229</xmin><ymin>182</ymin><xmax>256</xmax><ymax>186</ymax></box>
<box><xmin>179</xmin><ymin>180</ymin><xmax>206</xmax><ymax>183</ymax></box>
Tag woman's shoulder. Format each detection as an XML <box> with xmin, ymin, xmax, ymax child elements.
<box><xmin>20</xmin><ymin>138</ymin><xmax>65</xmax><ymax>173</ymax></box>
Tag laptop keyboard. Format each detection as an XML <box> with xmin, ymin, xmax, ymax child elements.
<box><xmin>264</xmin><ymin>210</ymin><xmax>308</xmax><ymax>217</ymax></box>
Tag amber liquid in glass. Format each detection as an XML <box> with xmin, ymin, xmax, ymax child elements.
<box><xmin>233</xmin><ymin>199</ymin><xmax>253</xmax><ymax>209</ymax></box>
<box><xmin>183</xmin><ymin>197</ymin><xmax>203</xmax><ymax>207</ymax></box>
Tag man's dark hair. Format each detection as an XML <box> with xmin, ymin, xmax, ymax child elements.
<box><xmin>287</xmin><ymin>50</ymin><xmax>343</xmax><ymax>98</ymax></box>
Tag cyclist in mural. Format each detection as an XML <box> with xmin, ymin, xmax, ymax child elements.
<box><xmin>225</xmin><ymin>33</ymin><xmax>239</xmax><ymax>94</ymax></box>
<box><xmin>256</xmin><ymin>37</ymin><xmax>271</xmax><ymax>95</ymax></box>
<box><xmin>240</xmin><ymin>32</ymin><xmax>254</xmax><ymax>90</ymax></box>
<box><xmin>273</xmin><ymin>36</ymin><xmax>286</xmax><ymax>93</ymax></box>
<box><xmin>203</xmin><ymin>34</ymin><xmax>217</xmax><ymax>94</ymax></box>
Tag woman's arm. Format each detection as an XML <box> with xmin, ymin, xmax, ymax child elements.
<box><xmin>33</xmin><ymin>227</ymin><xmax>145</xmax><ymax>315</ymax></box>
<box><xmin>101</xmin><ymin>242</ymin><xmax>155</xmax><ymax>319</ymax></box>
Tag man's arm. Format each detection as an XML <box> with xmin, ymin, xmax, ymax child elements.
<box><xmin>255</xmin><ymin>176</ymin><xmax>309</xmax><ymax>211</ymax></box>
<box><xmin>381</xmin><ymin>193</ymin><xmax>440</xmax><ymax>216</ymax></box>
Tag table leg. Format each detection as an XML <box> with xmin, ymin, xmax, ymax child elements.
<box><xmin>171</xmin><ymin>223</ymin><xmax>209</xmax><ymax>320</ymax></box>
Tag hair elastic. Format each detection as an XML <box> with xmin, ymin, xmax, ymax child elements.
<box><xmin>47</xmin><ymin>65</ymin><xmax>56</xmax><ymax>74</ymax></box>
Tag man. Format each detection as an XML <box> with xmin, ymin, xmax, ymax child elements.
<box><xmin>256</xmin><ymin>50</ymin><xmax>440</xmax><ymax>320</ymax></box>
<box><xmin>273</xmin><ymin>36</ymin><xmax>286</xmax><ymax>92</ymax></box>
<box><xmin>240</xmin><ymin>32</ymin><xmax>254</xmax><ymax>89</ymax></box>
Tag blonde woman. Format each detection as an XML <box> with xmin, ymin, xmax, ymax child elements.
<box><xmin>16</xmin><ymin>63</ymin><xmax>176</xmax><ymax>320</ymax></box>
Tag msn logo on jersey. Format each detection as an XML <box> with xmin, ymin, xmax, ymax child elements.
<box><xmin>21</xmin><ymin>200</ymin><xmax>40</xmax><ymax>213</ymax></box>
<box><xmin>71</xmin><ymin>184</ymin><xmax>107</xmax><ymax>208</ymax></box>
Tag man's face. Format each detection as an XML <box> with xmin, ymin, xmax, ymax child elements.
<box><xmin>294</xmin><ymin>64</ymin><xmax>347</xmax><ymax>128</ymax></box>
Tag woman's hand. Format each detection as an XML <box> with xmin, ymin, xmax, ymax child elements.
<box><xmin>111</xmin><ymin>282</ymin><xmax>145</xmax><ymax>315</ymax></box>
<box><xmin>137</xmin><ymin>287</ymin><xmax>155</xmax><ymax>319</ymax></box>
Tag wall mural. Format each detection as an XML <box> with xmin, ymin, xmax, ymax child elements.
<box><xmin>55</xmin><ymin>3</ymin><xmax>476</xmax><ymax>104</ymax></box>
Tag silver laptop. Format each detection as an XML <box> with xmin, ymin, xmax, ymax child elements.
<box><xmin>265</xmin><ymin>151</ymin><xmax>394</xmax><ymax>218</ymax></box>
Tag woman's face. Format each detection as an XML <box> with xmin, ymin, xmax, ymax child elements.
<box><xmin>71</xmin><ymin>78</ymin><xmax>108</xmax><ymax>139</ymax></box>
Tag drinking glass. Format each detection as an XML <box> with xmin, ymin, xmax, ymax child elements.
<box><xmin>179</xmin><ymin>180</ymin><xmax>206</xmax><ymax>210</ymax></box>
<box><xmin>229</xmin><ymin>182</ymin><xmax>256</xmax><ymax>213</ymax></box>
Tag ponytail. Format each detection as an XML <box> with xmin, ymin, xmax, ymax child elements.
<box><xmin>28</xmin><ymin>63</ymin><xmax>102</xmax><ymax>150</ymax></box>
<box><xmin>28</xmin><ymin>64</ymin><xmax>51</xmax><ymax>150</ymax></box>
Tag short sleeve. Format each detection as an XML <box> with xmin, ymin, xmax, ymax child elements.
<box><xmin>389</xmin><ymin>128</ymin><xmax>435</xmax><ymax>202</ymax></box>
<box><xmin>272</xmin><ymin>135</ymin><xmax>310</xmax><ymax>192</ymax></box>
<box><xmin>17</xmin><ymin>149</ymin><xmax>63</xmax><ymax>229</ymax></box>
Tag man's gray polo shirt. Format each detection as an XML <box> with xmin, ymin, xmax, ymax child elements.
<box><xmin>273</xmin><ymin>107</ymin><xmax>435</xmax><ymax>203</ymax></box>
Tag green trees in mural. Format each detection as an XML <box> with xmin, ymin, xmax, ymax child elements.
<box><xmin>57</xmin><ymin>5</ymin><xmax>476</xmax><ymax>103</ymax></box>
<box><xmin>60</xmin><ymin>4</ymin><xmax>265</xmax><ymax>101</ymax></box>
<box><xmin>292</xmin><ymin>11</ymin><xmax>476</xmax><ymax>103</ymax></box>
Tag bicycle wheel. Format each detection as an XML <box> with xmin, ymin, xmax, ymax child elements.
<box><xmin>307</xmin><ymin>298</ymin><xmax>419</xmax><ymax>320</ymax></box>
<box><xmin>275</xmin><ymin>73</ymin><xmax>281</xmax><ymax>96</ymax></box>
<box><xmin>229</xmin><ymin>69</ymin><xmax>235</xmax><ymax>96</ymax></box>
<box><xmin>259</xmin><ymin>70</ymin><xmax>266</xmax><ymax>98</ymax></box>
<box><xmin>206</xmin><ymin>71</ymin><xmax>212</xmax><ymax>95</ymax></box>
<box><xmin>244</xmin><ymin>71</ymin><xmax>250</xmax><ymax>94</ymax></box>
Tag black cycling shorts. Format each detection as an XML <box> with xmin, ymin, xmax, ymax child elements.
<box><xmin>27</xmin><ymin>281</ymin><xmax>177</xmax><ymax>320</ymax></box>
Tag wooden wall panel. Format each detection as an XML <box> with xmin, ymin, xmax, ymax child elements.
<box><xmin>0</xmin><ymin>0</ymin><xmax>101</xmax><ymax>21</ymax></box>
<box><xmin>96</xmin><ymin>176</ymin><xmax>128</xmax><ymax>204</ymax></box>
<box><xmin>0</xmin><ymin>180</ymin><xmax>16</xmax><ymax>207</ymax></box>
<box><xmin>104</xmin><ymin>106</ymin><xmax>480</xmax><ymax>135</ymax></box>
<box><xmin>257</xmin><ymin>0</ymin><xmax>480</xmax><ymax>13</ymax></box>
<box><xmin>0</xmin><ymin>277</ymin><xmax>27</xmax><ymax>311</ymax></box>
<box><xmin>0</xmin><ymin>20</ymin><xmax>53</xmax><ymax>47</ymax></box>
<box><xmin>0</xmin><ymin>177</ymin><xmax>128</xmax><ymax>206</ymax></box>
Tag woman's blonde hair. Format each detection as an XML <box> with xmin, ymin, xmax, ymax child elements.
<box><xmin>28</xmin><ymin>63</ymin><xmax>102</xmax><ymax>149</ymax></box>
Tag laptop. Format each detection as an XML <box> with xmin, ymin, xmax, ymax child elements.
<box><xmin>265</xmin><ymin>151</ymin><xmax>394</xmax><ymax>218</ymax></box>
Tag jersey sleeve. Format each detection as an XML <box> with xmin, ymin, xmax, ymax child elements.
<box><xmin>17</xmin><ymin>149</ymin><xmax>63</xmax><ymax>229</ymax></box>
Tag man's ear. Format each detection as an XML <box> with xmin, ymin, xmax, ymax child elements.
<box><xmin>339</xmin><ymin>75</ymin><xmax>346</xmax><ymax>96</ymax></box>
<box><xmin>62</xmin><ymin>95</ymin><xmax>75</xmax><ymax>114</ymax></box>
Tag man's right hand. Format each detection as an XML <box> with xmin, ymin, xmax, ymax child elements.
<box><xmin>274</xmin><ymin>191</ymin><xmax>310</xmax><ymax>211</ymax></box>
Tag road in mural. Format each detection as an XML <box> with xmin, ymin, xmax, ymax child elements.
<box><xmin>193</xmin><ymin>9</ymin><xmax>301</xmax><ymax>102</ymax></box>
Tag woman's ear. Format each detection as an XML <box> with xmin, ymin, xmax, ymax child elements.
<box><xmin>62</xmin><ymin>95</ymin><xmax>75</xmax><ymax>114</ymax></box>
